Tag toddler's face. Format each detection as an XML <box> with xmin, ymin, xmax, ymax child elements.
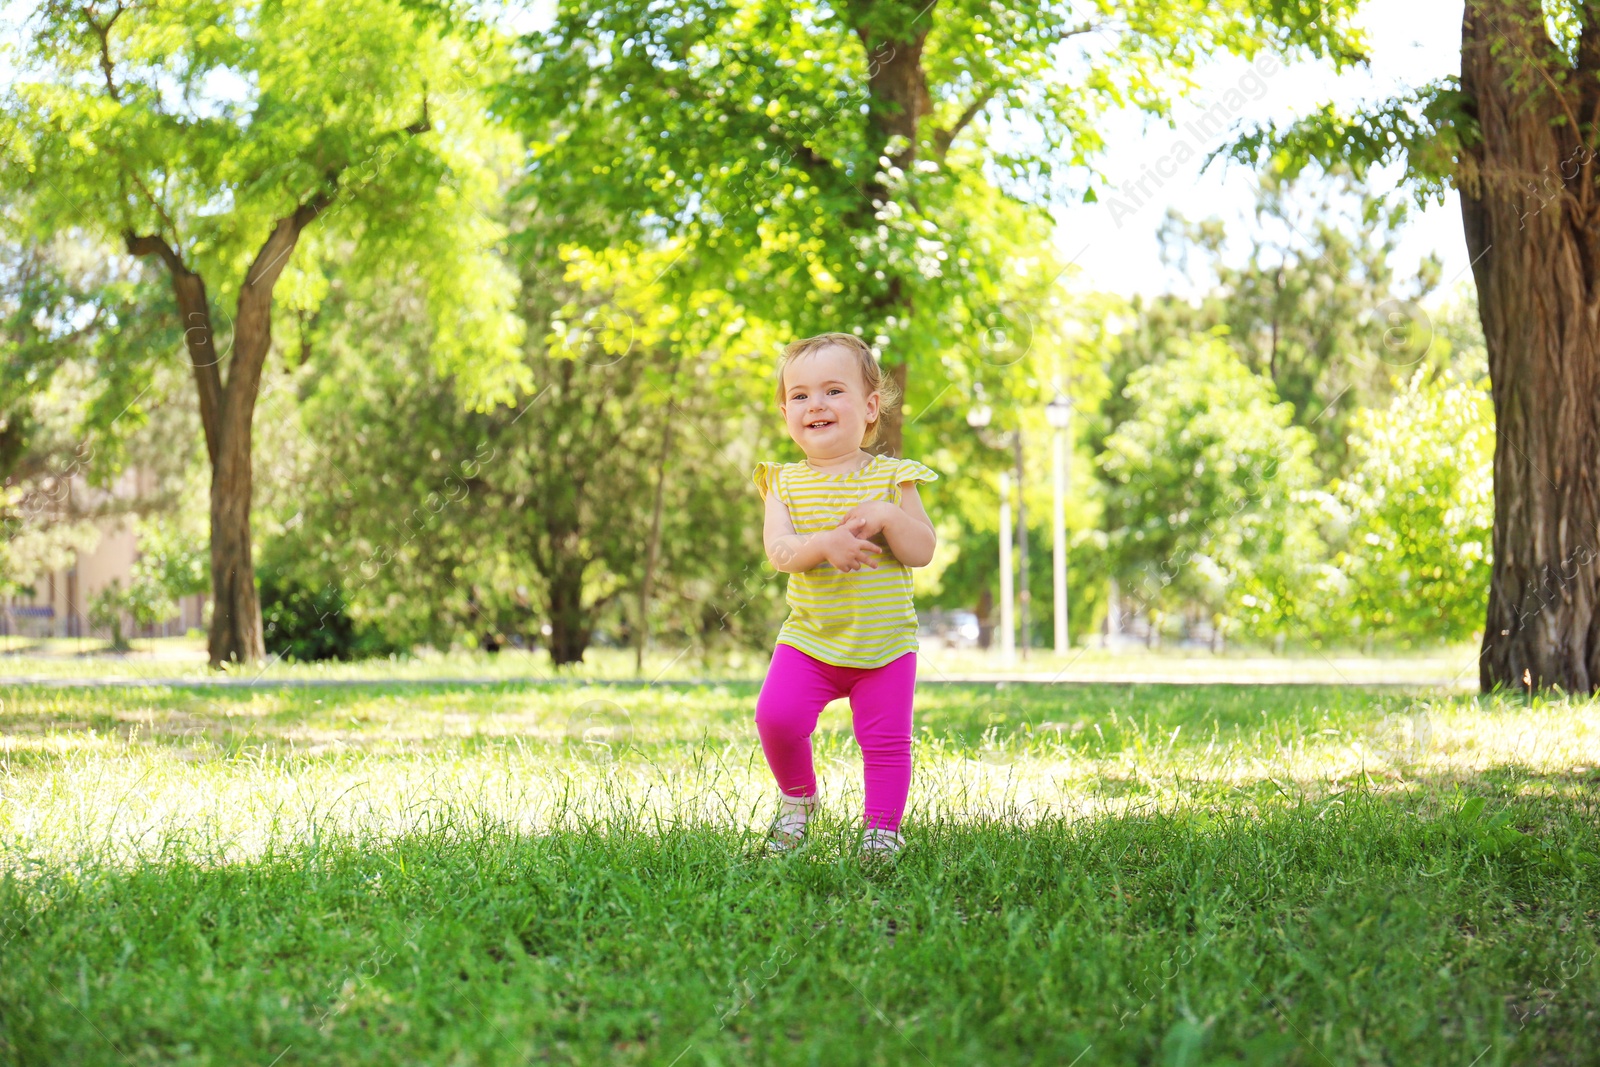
<box><xmin>779</xmin><ymin>345</ymin><xmax>880</xmax><ymax>458</ymax></box>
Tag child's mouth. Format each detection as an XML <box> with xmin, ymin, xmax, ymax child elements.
<box><xmin>806</xmin><ymin>421</ymin><xmax>834</xmax><ymax>430</ymax></box>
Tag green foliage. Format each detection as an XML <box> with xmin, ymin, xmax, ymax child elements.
<box><xmin>1141</xmin><ymin>171</ymin><xmax>1445</xmax><ymax>477</ymax></box>
<box><xmin>130</xmin><ymin>516</ymin><xmax>209</xmax><ymax>602</ymax></box>
<box><xmin>1224</xmin><ymin>83</ymin><xmax>1470</xmax><ymax>207</ymax></box>
<box><xmin>504</xmin><ymin>0</ymin><xmax>1367</xmax><ymax>449</ymax></box>
<box><xmin>86</xmin><ymin>581</ymin><xmax>132</xmax><ymax>651</ymax></box>
<box><xmin>258</xmin><ymin>563</ymin><xmax>397</xmax><ymax>662</ymax></box>
<box><xmin>262</xmin><ymin>229</ymin><xmax>774</xmax><ymax>663</ymax></box>
<box><xmin>1099</xmin><ymin>339</ymin><xmax>1325</xmax><ymax>639</ymax></box>
<box><xmin>86</xmin><ymin>571</ymin><xmax>173</xmax><ymax>650</ymax></box>
<box><xmin>85</xmin><ymin>521</ymin><xmax>207</xmax><ymax>649</ymax></box>
<box><xmin>1329</xmin><ymin>364</ymin><xmax>1494</xmax><ymax>643</ymax></box>
<box><xmin>1</xmin><ymin>0</ymin><xmax>525</xmax><ymax>405</ymax></box>
<box><xmin>0</xmin><ymin>210</ymin><xmax>174</xmax><ymax>594</ymax></box>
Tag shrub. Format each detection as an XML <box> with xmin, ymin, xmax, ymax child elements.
<box><xmin>258</xmin><ymin>566</ymin><xmax>398</xmax><ymax>662</ymax></box>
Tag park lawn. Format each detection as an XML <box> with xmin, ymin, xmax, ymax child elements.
<box><xmin>1</xmin><ymin>679</ymin><xmax>1598</xmax><ymax>1065</ymax></box>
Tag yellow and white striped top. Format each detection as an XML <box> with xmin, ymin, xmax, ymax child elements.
<box><xmin>752</xmin><ymin>453</ymin><xmax>939</xmax><ymax>669</ymax></box>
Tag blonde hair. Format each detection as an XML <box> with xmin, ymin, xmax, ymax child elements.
<box><xmin>775</xmin><ymin>332</ymin><xmax>901</xmax><ymax>448</ymax></box>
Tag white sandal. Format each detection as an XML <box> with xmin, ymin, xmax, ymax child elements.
<box><xmin>765</xmin><ymin>796</ymin><xmax>818</xmax><ymax>854</ymax></box>
<box><xmin>859</xmin><ymin>827</ymin><xmax>904</xmax><ymax>860</ymax></box>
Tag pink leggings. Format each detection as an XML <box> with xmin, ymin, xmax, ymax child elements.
<box><xmin>754</xmin><ymin>643</ymin><xmax>917</xmax><ymax>832</ymax></box>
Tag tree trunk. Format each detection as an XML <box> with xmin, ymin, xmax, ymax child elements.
<box><xmin>128</xmin><ymin>204</ymin><xmax>326</xmax><ymax>667</ymax></box>
<box><xmin>852</xmin><ymin>3</ymin><xmax>932</xmax><ymax>461</ymax></box>
<box><xmin>208</xmin><ymin>394</ymin><xmax>263</xmax><ymax>666</ymax></box>
<box><xmin>547</xmin><ymin>561</ymin><xmax>593</xmax><ymax>666</ymax></box>
<box><xmin>1461</xmin><ymin>0</ymin><xmax>1600</xmax><ymax>693</ymax></box>
<box><xmin>635</xmin><ymin>369</ymin><xmax>677</xmax><ymax>675</ymax></box>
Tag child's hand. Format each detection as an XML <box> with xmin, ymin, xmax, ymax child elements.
<box><xmin>840</xmin><ymin>501</ymin><xmax>899</xmax><ymax>541</ymax></box>
<box><xmin>822</xmin><ymin>524</ymin><xmax>883</xmax><ymax>572</ymax></box>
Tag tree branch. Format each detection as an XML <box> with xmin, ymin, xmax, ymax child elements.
<box><xmin>123</xmin><ymin>233</ymin><xmax>182</xmax><ymax>273</ymax></box>
<box><xmin>123</xmin><ymin>232</ymin><xmax>224</xmax><ymax>464</ymax></box>
<box><xmin>1060</xmin><ymin>20</ymin><xmax>1107</xmax><ymax>42</ymax></box>
<box><xmin>404</xmin><ymin>92</ymin><xmax>431</xmax><ymax>136</ymax></box>
<box><xmin>932</xmin><ymin>87</ymin><xmax>995</xmax><ymax>161</ymax></box>
<box><xmin>81</xmin><ymin>1</ymin><xmax>128</xmax><ymax>103</ymax></box>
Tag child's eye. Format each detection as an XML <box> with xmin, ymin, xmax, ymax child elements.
<box><xmin>827</xmin><ymin>388</ymin><xmax>843</xmax><ymax>395</ymax></box>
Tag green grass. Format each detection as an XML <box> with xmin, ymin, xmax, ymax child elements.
<box><xmin>2</xmin><ymin>678</ymin><xmax>1598</xmax><ymax>1065</ymax></box>
<box><xmin>0</xmin><ymin>638</ymin><xmax>1482</xmax><ymax>687</ymax></box>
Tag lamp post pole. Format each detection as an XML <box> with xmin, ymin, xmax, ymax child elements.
<box><xmin>968</xmin><ymin>402</ymin><xmax>1017</xmax><ymax>665</ymax></box>
<box><xmin>1047</xmin><ymin>390</ymin><xmax>1072</xmax><ymax>656</ymax></box>
<box><xmin>1013</xmin><ymin>428</ymin><xmax>1029</xmax><ymax>660</ymax></box>
<box><xmin>998</xmin><ymin>469</ymin><xmax>1014</xmax><ymax>665</ymax></box>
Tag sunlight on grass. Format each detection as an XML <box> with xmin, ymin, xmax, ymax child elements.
<box><xmin>0</xmin><ymin>639</ymin><xmax>1483</xmax><ymax>687</ymax></box>
<box><xmin>2</xmin><ymin>680</ymin><xmax>1594</xmax><ymax>868</ymax></box>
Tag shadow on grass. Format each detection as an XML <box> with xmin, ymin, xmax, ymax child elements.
<box><xmin>2</xmin><ymin>778</ymin><xmax>1597</xmax><ymax>1067</ymax></box>
<box><xmin>1</xmin><ymin>680</ymin><xmax>1452</xmax><ymax>772</ymax></box>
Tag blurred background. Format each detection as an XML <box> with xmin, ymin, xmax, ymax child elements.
<box><xmin>0</xmin><ymin>0</ymin><xmax>1489</xmax><ymax>678</ymax></box>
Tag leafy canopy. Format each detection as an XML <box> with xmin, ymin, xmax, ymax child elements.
<box><xmin>2</xmin><ymin>0</ymin><xmax>525</xmax><ymax>400</ymax></box>
<box><xmin>503</xmin><ymin>0</ymin><xmax>1369</xmax><ymax>381</ymax></box>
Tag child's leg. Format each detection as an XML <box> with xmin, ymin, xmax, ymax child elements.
<box><xmin>846</xmin><ymin>652</ymin><xmax>917</xmax><ymax>832</ymax></box>
<box><xmin>755</xmin><ymin>643</ymin><xmax>848</xmax><ymax>801</ymax></box>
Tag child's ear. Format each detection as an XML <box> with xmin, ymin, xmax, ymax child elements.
<box><xmin>865</xmin><ymin>391</ymin><xmax>880</xmax><ymax>421</ymax></box>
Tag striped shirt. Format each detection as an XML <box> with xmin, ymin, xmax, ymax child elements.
<box><xmin>752</xmin><ymin>453</ymin><xmax>939</xmax><ymax>669</ymax></box>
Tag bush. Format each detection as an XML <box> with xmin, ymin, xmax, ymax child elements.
<box><xmin>89</xmin><ymin>572</ymin><xmax>178</xmax><ymax>650</ymax></box>
<box><xmin>258</xmin><ymin>566</ymin><xmax>398</xmax><ymax>662</ymax></box>
<box><xmin>1330</xmin><ymin>364</ymin><xmax>1493</xmax><ymax>642</ymax></box>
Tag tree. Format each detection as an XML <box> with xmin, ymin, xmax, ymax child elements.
<box><xmin>1228</xmin><ymin>1</ymin><xmax>1600</xmax><ymax>692</ymax></box>
<box><xmin>1156</xmin><ymin>171</ymin><xmax>1443</xmax><ymax>477</ymax></box>
<box><xmin>506</xmin><ymin>0</ymin><xmax>1367</xmax><ymax>458</ymax></box>
<box><xmin>268</xmin><ymin>231</ymin><xmax>773</xmax><ymax>666</ymax></box>
<box><xmin>1330</xmin><ymin>361</ymin><xmax>1494</xmax><ymax>645</ymax></box>
<box><xmin>1097</xmin><ymin>338</ymin><xmax>1325</xmax><ymax>644</ymax></box>
<box><xmin>2</xmin><ymin>0</ymin><xmax>523</xmax><ymax>666</ymax></box>
<box><xmin>1</xmin><ymin>207</ymin><xmax>172</xmax><ymax>597</ymax></box>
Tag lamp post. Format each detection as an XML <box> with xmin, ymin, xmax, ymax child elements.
<box><xmin>966</xmin><ymin>403</ymin><xmax>1017</xmax><ymax>662</ymax></box>
<box><xmin>997</xmin><ymin>468</ymin><xmax>1014</xmax><ymax>665</ymax></box>
<box><xmin>1013</xmin><ymin>427</ymin><xmax>1029</xmax><ymax>659</ymax></box>
<box><xmin>1046</xmin><ymin>391</ymin><xmax>1072</xmax><ymax>656</ymax></box>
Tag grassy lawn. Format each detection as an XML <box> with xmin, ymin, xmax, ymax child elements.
<box><xmin>0</xmin><ymin>639</ymin><xmax>1482</xmax><ymax>687</ymax></box>
<box><xmin>1</xmin><ymin>676</ymin><xmax>1597</xmax><ymax>1064</ymax></box>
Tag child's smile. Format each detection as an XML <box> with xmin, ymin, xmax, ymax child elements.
<box><xmin>780</xmin><ymin>344</ymin><xmax>881</xmax><ymax>464</ymax></box>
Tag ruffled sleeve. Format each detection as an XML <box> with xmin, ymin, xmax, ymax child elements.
<box><xmin>752</xmin><ymin>461</ymin><xmax>782</xmax><ymax>501</ymax></box>
<box><xmin>894</xmin><ymin>458</ymin><xmax>939</xmax><ymax>487</ymax></box>
<box><xmin>890</xmin><ymin>458</ymin><xmax>938</xmax><ymax>503</ymax></box>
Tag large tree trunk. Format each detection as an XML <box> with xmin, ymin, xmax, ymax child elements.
<box><xmin>852</xmin><ymin>4</ymin><xmax>933</xmax><ymax>461</ymax></box>
<box><xmin>128</xmin><ymin>204</ymin><xmax>325</xmax><ymax>667</ymax></box>
<box><xmin>1461</xmin><ymin>0</ymin><xmax>1600</xmax><ymax>692</ymax></box>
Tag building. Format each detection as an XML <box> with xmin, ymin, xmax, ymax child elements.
<box><xmin>1</xmin><ymin>468</ymin><xmax>207</xmax><ymax>641</ymax></box>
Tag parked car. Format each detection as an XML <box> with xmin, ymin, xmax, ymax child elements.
<box><xmin>945</xmin><ymin>610</ymin><xmax>980</xmax><ymax>649</ymax></box>
<box><xmin>919</xmin><ymin>609</ymin><xmax>981</xmax><ymax>650</ymax></box>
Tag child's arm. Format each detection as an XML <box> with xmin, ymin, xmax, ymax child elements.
<box><xmin>763</xmin><ymin>491</ymin><xmax>883</xmax><ymax>574</ymax></box>
<box><xmin>840</xmin><ymin>483</ymin><xmax>937</xmax><ymax>567</ymax></box>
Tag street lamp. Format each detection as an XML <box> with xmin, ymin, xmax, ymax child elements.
<box><xmin>967</xmin><ymin>401</ymin><xmax>1027</xmax><ymax>664</ymax></box>
<box><xmin>1046</xmin><ymin>391</ymin><xmax>1072</xmax><ymax>656</ymax></box>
